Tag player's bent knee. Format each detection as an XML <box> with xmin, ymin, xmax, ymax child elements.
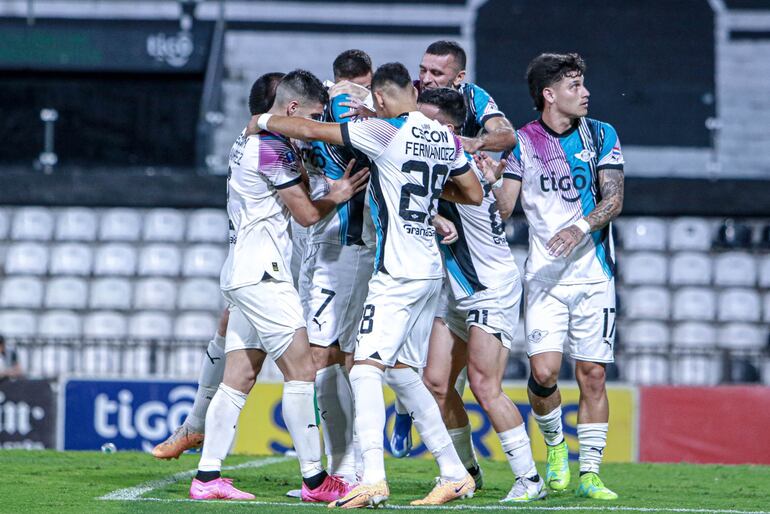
<box><xmin>528</xmin><ymin>372</ymin><xmax>558</xmax><ymax>398</ymax></box>
<box><xmin>422</xmin><ymin>372</ymin><xmax>451</xmax><ymax>399</ymax></box>
<box><xmin>529</xmin><ymin>365</ymin><xmax>559</xmax><ymax>389</ymax></box>
<box><xmin>468</xmin><ymin>375</ymin><xmax>500</xmax><ymax>409</ymax></box>
<box><xmin>576</xmin><ymin>363</ymin><xmax>607</xmax><ymax>394</ymax></box>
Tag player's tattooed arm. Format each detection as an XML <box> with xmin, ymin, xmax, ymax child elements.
<box><xmin>586</xmin><ymin>168</ymin><xmax>624</xmax><ymax>231</ymax></box>
<box><xmin>459</xmin><ymin>117</ymin><xmax>517</xmax><ymax>153</ymax></box>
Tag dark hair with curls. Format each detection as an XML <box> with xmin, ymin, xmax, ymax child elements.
<box><xmin>526</xmin><ymin>53</ymin><xmax>586</xmax><ymax>111</ymax></box>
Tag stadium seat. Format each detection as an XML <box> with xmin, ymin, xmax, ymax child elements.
<box><xmin>183</xmin><ymin>245</ymin><xmax>226</xmax><ymax>277</ymax></box>
<box><xmin>83</xmin><ymin>311</ymin><xmax>128</xmax><ymax>339</ymax></box>
<box><xmin>669</xmin><ymin>252</ymin><xmax>712</xmax><ymax>286</ymax></box>
<box><xmin>717</xmin><ymin>288</ymin><xmax>761</xmax><ymax>322</ymax></box>
<box><xmin>0</xmin><ymin>310</ymin><xmax>37</xmax><ymax>337</ymax></box>
<box><xmin>45</xmin><ymin>277</ymin><xmax>88</xmax><ymax>309</ymax></box>
<box><xmin>10</xmin><ymin>207</ymin><xmax>54</xmax><ymax>241</ymax></box>
<box><xmin>671</xmin><ymin>356</ymin><xmax>721</xmax><ymax>386</ymax></box>
<box><xmin>713</xmin><ymin>252</ymin><xmax>757</xmax><ymax>287</ymax></box>
<box><xmin>36</xmin><ymin>345</ymin><xmax>73</xmax><ymax>377</ymax></box>
<box><xmin>617</xmin><ymin>217</ymin><xmax>666</xmax><ymax>251</ymax></box>
<box><xmin>623</xmin><ymin>287</ymin><xmax>671</xmax><ymax>320</ymax></box>
<box><xmin>758</xmin><ymin>255</ymin><xmax>770</xmax><ymax>288</ymax></box>
<box><xmin>122</xmin><ymin>343</ymin><xmax>153</xmax><ymax>376</ymax></box>
<box><xmin>37</xmin><ymin>310</ymin><xmax>82</xmax><ymax>338</ymax></box>
<box><xmin>717</xmin><ymin>323</ymin><xmax>766</xmax><ymax>350</ymax></box>
<box><xmin>727</xmin><ymin>358</ymin><xmax>761</xmax><ymax>384</ymax></box>
<box><xmin>621</xmin><ymin>321</ymin><xmax>670</xmax><ymax>349</ymax></box>
<box><xmin>174</xmin><ymin>312</ymin><xmax>217</xmax><ymax>340</ymax></box>
<box><xmin>79</xmin><ymin>342</ymin><xmax>121</xmax><ymax>376</ymax></box>
<box><xmin>186</xmin><ymin>209</ymin><xmax>228</xmax><ymax>243</ymax></box>
<box><xmin>0</xmin><ymin>210</ymin><xmax>10</xmax><ymax>239</ymax></box>
<box><xmin>143</xmin><ymin>208</ymin><xmax>186</xmax><ymax>242</ymax></box>
<box><xmin>668</xmin><ymin>217</ymin><xmax>712</xmax><ymax>251</ymax></box>
<box><xmin>178</xmin><ymin>279</ymin><xmax>223</xmax><ymax>310</ymax></box>
<box><xmin>137</xmin><ymin>244</ymin><xmax>182</xmax><ymax>276</ymax></box>
<box><xmin>49</xmin><ymin>243</ymin><xmax>93</xmax><ymax>276</ymax></box>
<box><xmin>89</xmin><ymin>278</ymin><xmax>133</xmax><ymax>310</ymax></box>
<box><xmin>134</xmin><ymin>278</ymin><xmax>177</xmax><ymax>310</ymax></box>
<box><xmin>672</xmin><ymin>287</ymin><xmax>717</xmax><ymax>321</ymax></box>
<box><xmin>759</xmin><ymin>224</ymin><xmax>770</xmax><ymax>249</ymax></box>
<box><xmin>168</xmin><ymin>344</ymin><xmax>204</xmax><ymax>377</ymax></box>
<box><xmin>99</xmin><ymin>208</ymin><xmax>142</xmax><ymax>241</ymax></box>
<box><xmin>619</xmin><ymin>252</ymin><xmax>667</xmax><ymax>285</ymax></box>
<box><xmin>4</xmin><ymin>242</ymin><xmax>48</xmax><ymax>275</ymax></box>
<box><xmin>714</xmin><ymin>219</ymin><xmax>753</xmax><ymax>249</ymax></box>
<box><xmin>622</xmin><ymin>355</ymin><xmax>669</xmax><ymax>385</ymax></box>
<box><xmin>763</xmin><ymin>292</ymin><xmax>770</xmax><ymax>323</ymax></box>
<box><xmin>0</xmin><ymin>277</ymin><xmax>44</xmax><ymax>308</ymax></box>
<box><xmin>128</xmin><ymin>312</ymin><xmax>173</xmax><ymax>339</ymax></box>
<box><xmin>93</xmin><ymin>244</ymin><xmax>137</xmax><ymax>276</ymax></box>
<box><xmin>55</xmin><ymin>208</ymin><xmax>97</xmax><ymax>241</ymax></box>
<box><xmin>672</xmin><ymin>322</ymin><xmax>717</xmax><ymax>348</ymax></box>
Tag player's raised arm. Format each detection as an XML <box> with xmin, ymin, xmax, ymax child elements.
<box><xmin>460</xmin><ymin>115</ymin><xmax>517</xmax><ymax>154</ymax></box>
<box><xmin>250</xmin><ymin>115</ymin><xmax>345</xmax><ymax>146</ymax></box>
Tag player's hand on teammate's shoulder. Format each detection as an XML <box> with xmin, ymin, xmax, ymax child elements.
<box><xmin>547</xmin><ymin>224</ymin><xmax>587</xmax><ymax>258</ymax></box>
<box><xmin>474</xmin><ymin>152</ymin><xmax>505</xmax><ymax>185</ymax></box>
<box><xmin>245</xmin><ymin>114</ymin><xmax>262</xmax><ymax>137</ymax></box>
<box><xmin>337</xmin><ymin>97</ymin><xmax>376</xmax><ymax>120</ymax></box>
<box><xmin>324</xmin><ymin>158</ymin><xmax>370</xmax><ymax>204</ymax></box>
<box><xmin>459</xmin><ymin>135</ymin><xmax>484</xmax><ymax>154</ymax></box>
<box><xmin>431</xmin><ymin>214</ymin><xmax>459</xmax><ymax>245</ymax></box>
<box><xmin>329</xmin><ymin>80</ymin><xmax>370</xmax><ymax>102</ymax></box>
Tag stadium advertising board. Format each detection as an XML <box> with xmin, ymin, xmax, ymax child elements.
<box><xmin>640</xmin><ymin>386</ymin><xmax>770</xmax><ymax>465</ymax></box>
<box><xmin>234</xmin><ymin>383</ymin><xmax>637</xmax><ymax>463</ymax></box>
<box><xmin>58</xmin><ymin>378</ymin><xmax>196</xmax><ymax>451</ymax></box>
<box><xmin>0</xmin><ymin>379</ymin><xmax>56</xmax><ymax>449</ymax></box>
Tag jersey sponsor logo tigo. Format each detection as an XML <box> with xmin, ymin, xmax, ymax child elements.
<box><xmin>539</xmin><ymin>173</ymin><xmax>589</xmax><ymax>202</ymax></box>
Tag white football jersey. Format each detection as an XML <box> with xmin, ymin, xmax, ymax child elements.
<box><xmin>505</xmin><ymin>117</ymin><xmax>624</xmax><ymax>285</ymax></box>
<box><xmin>220</xmin><ymin>129</ymin><xmax>303</xmax><ymax>290</ymax></box>
<box><xmin>438</xmin><ymin>161</ymin><xmax>519</xmax><ymax>299</ymax></box>
<box><xmin>341</xmin><ymin>111</ymin><xmax>472</xmax><ymax>280</ymax></box>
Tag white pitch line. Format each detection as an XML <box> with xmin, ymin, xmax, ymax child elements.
<box><xmin>113</xmin><ymin>497</ymin><xmax>770</xmax><ymax>514</ymax></box>
<box><xmin>99</xmin><ymin>456</ymin><xmax>289</xmax><ymax>501</ymax></box>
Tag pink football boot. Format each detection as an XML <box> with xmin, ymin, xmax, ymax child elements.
<box><xmin>189</xmin><ymin>477</ymin><xmax>255</xmax><ymax>500</ymax></box>
<box><xmin>300</xmin><ymin>474</ymin><xmax>354</xmax><ymax>503</ymax></box>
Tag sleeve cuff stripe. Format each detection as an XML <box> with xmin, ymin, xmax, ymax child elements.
<box><xmin>503</xmin><ymin>173</ymin><xmax>521</xmax><ymax>181</ymax></box>
<box><xmin>274</xmin><ymin>176</ymin><xmax>303</xmax><ymax>190</ymax></box>
<box><xmin>340</xmin><ymin>123</ymin><xmax>352</xmax><ymax>149</ymax></box>
<box><xmin>597</xmin><ymin>164</ymin><xmax>624</xmax><ymax>171</ymax></box>
<box><xmin>450</xmin><ymin>162</ymin><xmax>471</xmax><ymax>176</ymax></box>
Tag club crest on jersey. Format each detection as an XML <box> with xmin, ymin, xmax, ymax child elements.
<box><xmin>528</xmin><ymin>329</ymin><xmax>549</xmax><ymax>344</ymax></box>
<box><xmin>574</xmin><ymin>149</ymin><xmax>596</xmax><ymax>162</ymax></box>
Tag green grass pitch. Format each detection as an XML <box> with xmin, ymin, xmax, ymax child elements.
<box><xmin>2</xmin><ymin>450</ymin><xmax>769</xmax><ymax>513</ymax></box>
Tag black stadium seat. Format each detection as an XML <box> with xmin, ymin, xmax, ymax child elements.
<box><xmin>714</xmin><ymin>219</ymin><xmax>753</xmax><ymax>249</ymax></box>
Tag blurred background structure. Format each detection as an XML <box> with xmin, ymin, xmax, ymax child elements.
<box><xmin>0</xmin><ymin>0</ymin><xmax>768</xmax><ymax>388</ymax></box>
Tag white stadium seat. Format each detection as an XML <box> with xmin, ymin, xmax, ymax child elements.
<box><xmin>0</xmin><ymin>310</ymin><xmax>37</xmax><ymax>337</ymax></box>
<box><xmin>671</xmin><ymin>356</ymin><xmax>721</xmax><ymax>386</ymax></box>
<box><xmin>717</xmin><ymin>288</ymin><xmax>761</xmax><ymax>322</ymax></box>
<box><xmin>620</xmin><ymin>252</ymin><xmax>667</xmax><ymax>285</ymax></box>
<box><xmin>0</xmin><ymin>277</ymin><xmax>44</xmax><ymax>308</ymax></box>
<box><xmin>717</xmin><ymin>323</ymin><xmax>766</xmax><ymax>350</ymax></box>
<box><xmin>183</xmin><ymin>245</ymin><xmax>226</xmax><ymax>277</ymax></box>
<box><xmin>758</xmin><ymin>255</ymin><xmax>770</xmax><ymax>288</ymax></box>
<box><xmin>714</xmin><ymin>252</ymin><xmax>757</xmax><ymax>287</ymax></box>
<box><xmin>49</xmin><ymin>243</ymin><xmax>93</xmax><ymax>276</ymax></box>
<box><xmin>187</xmin><ymin>209</ymin><xmax>228</xmax><ymax>243</ymax></box>
<box><xmin>669</xmin><ymin>252</ymin><xmax>712</xmax><ymax>286</ymax></box>
<box><xmin>0</xmin><ymin>210</ymin><xmax>10</xmax><ymax>239</ymax></box>
<box><xmin>93</xmin><ymin>244</ymin><xmax>137</xmax><ymax>276</ymax></box>
<box><xmin>168</xmin><ymin>344</ymin><xmax>204</xmax><ymax>377</ymax></box>
<box><xmin>617</xmin><ymin>217</ymin><xmax>666</xmax><ymax>251</ymax></box>
<box><xmin>621</xmin><ymin>321</ymin><xmax>669</xmax><ymax>349</ymax></box>
<box><xmin>55</xmin><ymin>207</ymin><xmax>97</xmax><ymax>241</ymax></box>
<box><xmin>79</xmin><ymin>343</ymin><xmax>121</xmax><ymax>375</ymax></box>
<box><xmin>37</xmin><ymin>310</ymin><xmax>82</xmax><ymax>338</ymax></box>
<box><xmin>137</xmin><ymin>244</ymin><xmax>182</xmax><ymax>276</ymax></box>
<box><xmin>10</xmin><ymin>207</ymin><xmax>54</xmax><ymax>241</ymax></box>
<box><xmin>178</xmin><ymin>279</ymin><xmax>223</xmax><ymax>310</ymax></box>
<box><xmin>99</xmin><ymin>208</ymin><xmax>142</xmax><ymax>241</ymax></box>
<box><xmin>4</xmin><ymin>242</ymin><xmax>48</xmax><ymax>275</ymax></box>
<box><xmin>143</xmin><ymin>208</ymin><xmax>185</xmax><ymax>242</ymax></box>
<box><xmin>45</xmin><ymin>277</ymin><xmax>88</xmax><ymax>309</ymax></box>
<box><xmin>174</xmin><ymin>312</ymin><xmax>217</xmax><ymax>340</ymax></box>
<box><xmin>36</xmin><ymin>345</ymin><xmax>72</xmax><ymax>377</ymax></box>
<box><xmin>134</xmin><ymin>278</ymin><xmax>177</xmax><ymax>310</ymax></box>
<box><xmin>624</xmin><ymin>287</ymin><xmax>671</xmax><ymax>320</ymax></box>
<box><xmin>672</xmin><ymin>322</ymin><xmax>717</xmax><ymax>348</ymax></box>
<box><xmin>128</xmin><ymin>312</ymin><xmax>173</xmax><ymax>339</ymax></box>
<box><xmin>668</xmin><ymin>217</ymin><xmax>712</xmax><ymax>251</ymax></box>
<box><xmin>83</xmin><ymin>311</ymin><xmax>128</xmax><ymax>339</ymax></box>
<box><xmin>89</xmin><ymin>278</ymin><xmax>133</xmax><ymax>310</ymax></box>
<box><xmin>764</xmin><ymin>292</ymin><xmax>770</xmax><ymax>323</ymax></box>
<box><xmin>672</xmin><ymin>287</ymin><xmax>716</xmax><ymax>321</ymax></box>
<box><xmin>623</xmin><ymin>356</ymin><xmax>669</xmax><ymax>385</ymax></box>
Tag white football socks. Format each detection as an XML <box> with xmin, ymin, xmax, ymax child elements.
<box><xmin>533</xmin><ymin>405</ymin><xmax>564</xmax><ymax>446</ymax></box>
<box><xmin>282</xmin><ymin>380</ymin><xmax>324</xmax><ymax>478</ymax></box>
<box><xmin>315</xmin><ymin>364</ymin><xmax>356</xmax><ymax>481</ymax></box>
<box><xmin>498</xmin><ymin>423</ymin><xmax>538</xmax><ymax>479</ymax></box>
<box><xmin>198</xmin><ymin>383</ymin><xmax>246</xmax><ymax>472</ymax></box>
<box><xmin>350</xmin><ymin>364</ymin><xmax>387</xmax><ymax>485</ymax></box>
<box><xmin>578</xmin><ymin>423</ymin><xmax>608</xmax><ymax>474</ymax></box>
<box><xmin>185</xmin><ymin>333</ymin><xmax>226</xmax><ymax>433</ymax></box>
<box><xmin>447</xmin><ymin>424</ymin><xmax>478</xmax><ymax>470</ymax></box>
<box><xmin>385</xmin><ymin>367</ymin><xmax>467</xmax><ymax>482</ymax></box>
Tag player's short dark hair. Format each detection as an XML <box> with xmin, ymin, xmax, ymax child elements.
<box><xmin>333</xmin><ymin>49</ymin><xmax>373</xmax><ymax>81</ymax></box>
<box><xmin>371</xmin><ymin>62</ymin><xmax>412</xmax><ymax>92</ymax></box>
<box><xmin>526</xmin><ymin>52</ymin><xmax>587</xmax><ymax>111</ymax></box>
<box><xmin>275</xmin><ymin>69</ymin><xmax>329</xmax><ymax>106</ymax></box>
<box><xmin>425</xmin><ymin>40</ymin><xmax>467</xmax><ymax>71</ymax></box>
<box><xmin>248</xmin><ymin>72</ymin><xmax>285</xmax><ymax>115</ymax></box>
<box><xmin>417</xmin><ymin>87</ymin><xmax>466</xmax><ymax>128</ymax></box>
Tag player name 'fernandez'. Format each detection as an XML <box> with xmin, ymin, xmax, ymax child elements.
<box><xmin>404</xmin><ymin>141</ymin><xmax>456</xmax><ymax>160</ymax></box>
